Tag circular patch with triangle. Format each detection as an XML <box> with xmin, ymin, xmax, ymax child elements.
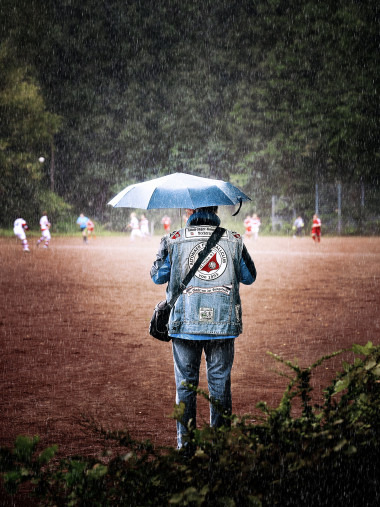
<box><xmin>188</xmin><ymin>243</ymin><xmax>228</xmax><ymax>281</ymax></box>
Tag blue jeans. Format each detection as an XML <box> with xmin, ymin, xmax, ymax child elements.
<box><xmin>172</xmin><ymin>338</ymin><xmax>235</xmax><ymax>448</ymax></box>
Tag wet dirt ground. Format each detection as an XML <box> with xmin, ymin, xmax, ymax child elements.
<box><xmin>1</xmin><ymin>234</ymin><xmax>379</xmax><ymax>504</ymax></box>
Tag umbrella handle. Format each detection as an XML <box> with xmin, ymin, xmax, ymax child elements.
<box><xmin>232</xmin><ymin>197</ymin><xmax>243</xmax><ymax>216</ymax></box>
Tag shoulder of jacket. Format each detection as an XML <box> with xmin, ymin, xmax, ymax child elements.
<box><xmin>168</xmin><ymin>229</ymin><xmax>183</xmax><ymax>240</ymax></box>
<box><xmin>158</xmin><ymin>234</ymin><xmax>170</xmax><ymax>249</ymax></box>
<box><xmin>229</xmin><ymin>230</ymin><xmax>243</xmax><ymax>241</ymax></box>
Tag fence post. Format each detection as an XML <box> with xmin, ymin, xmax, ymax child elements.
<box><xmin>315</xmin><ymin>183</ymin><xmax>319</xmax><ymax>215</ymax></box>
<box><xmin>271</xmin><ymin>196</ymin><xmax>276</xmax><ymax>232</ymax></box>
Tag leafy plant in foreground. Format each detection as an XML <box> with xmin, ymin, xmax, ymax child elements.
<box><xmin>1</xmin><ymin>342</ymin><xmax>379</xmax><ymax>506</ymax></box>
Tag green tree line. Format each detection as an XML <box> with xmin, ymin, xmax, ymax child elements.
<box><xmin>1</xmin><ymin>0</ymin><xmax>379</xmax><ymax>227</ymax></box>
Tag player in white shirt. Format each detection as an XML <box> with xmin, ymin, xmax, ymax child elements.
<box><xmin>128</xmin><ymin>212</ymin><xmax>142</xmax><ymax>242</ymax></box>
<box><xmin>36</xmin><ymin>212</ymin><xmax>51</xmax><ymax>248</ymax></box>
<box><xmin>251</xmin><ymin>214</ymin><xmax>261</xmax><ymax>240</ymax></box>
<box><xmin>140</xmin><ymin>214</ymin><xmax>150</xmax><ymax>239</ymax></box>
<box><xmin>13</xmin><ymin>218</ymin><xmax>30</xmax><ymax>252</ymax></box>
<box><xmin>293</xmin><ymin>216</ymin><xmax>304</xmax><ymax>238</ymax></box>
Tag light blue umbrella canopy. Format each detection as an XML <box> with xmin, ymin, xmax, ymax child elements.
<box><xmin>108</xmin><ymin>172</ymin><xmax>250</xmax><ymax>210</ymax></box>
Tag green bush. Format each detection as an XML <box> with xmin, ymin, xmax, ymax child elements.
<box><xmin>1</xmin><ymin>342</ymin><xmax>379</xmax><ymax>506</ymax></box>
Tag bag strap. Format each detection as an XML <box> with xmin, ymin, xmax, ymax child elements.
<box><xmin>168</xmin><ymin>226</ymin><xmax>225</xmax><ymax>307</ymax></box>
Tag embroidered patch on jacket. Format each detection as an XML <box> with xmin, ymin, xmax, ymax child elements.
<box><xmin>185</xmin><ymin>226</ymin><xmax>227</xmax><ymax>239</ymax></box>
<box><xmin>183</xmin><ymin>285</ymin><xmax>232</xmax><ymax>296</ymax></box>
<box><xmin>188</xmin><ymin>243</ymin><xmax>228</xmax><ymax>280</ymax></box>
<box><xmin>199</xmin><ymin>307</ymin><xmax>214</xmax><ymax>322</ymax></box>
<box><xmin>171</xmin><ymin>231</ymin><xmax>181</xmax><ymax>239</ymax></box>
<box><xmin>232</xmin><ymin>231</ymin><xmax>241</xmax><ymax>239</ymax></box>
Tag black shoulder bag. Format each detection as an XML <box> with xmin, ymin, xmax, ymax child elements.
<box><xmin>149</xmin><ymin>226</ymin><xmax>226</xmax><ymax>342</ymax></box>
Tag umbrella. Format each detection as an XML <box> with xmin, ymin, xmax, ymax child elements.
<box><xmin>108</xmin><ymin>173</ymin><xmax>250</xmax><ymax>212</ymax></box>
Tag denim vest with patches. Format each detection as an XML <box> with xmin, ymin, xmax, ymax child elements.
<box><xmin>166</xmin><ymin>225</ymin><xmax>244</xmax><ymax>337</ymax></box>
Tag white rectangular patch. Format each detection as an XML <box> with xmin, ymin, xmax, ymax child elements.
<box><xmin>199</xmin><ymin>307</ymin><xmax>214</xmax><ymax>322</ymax></box>
<box><xmin>183</xmin><ymin>285</ymin><xmax>232</xmax><ymax>296</ymax></box>
<box><xmin>185</xmin><ymin>226</ymin><xmax>227</xmax><ymax>239</ymax></box>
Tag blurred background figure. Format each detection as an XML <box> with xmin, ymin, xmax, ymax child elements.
<box><xmin>128</xmin><ymin>212</ymin><xmax>142</xmax><ymax>242</ymax></box>
<box><xmin>36</xmin><ymin>211</ymin><xmax>51</xmax><ymax>248</ymax></box>
<box><xmin>311</xmin><ymin>214</ymin><xmax>322</xmax><ymax>243</ymax></box>
<box><xmin>140</xmin><ymin>214</ymin><xmax>150</xmax><ymax>239</ymax></box>
<box><xmin>251</xmin><ymin>213</ymin><xmax>261</xmax><ymax>240</ymax></box>
<box><xmin>161</xmin><ymin>214</ymin><xmax>171</xmax><ymax>233</ymax></box>
<box><xmin>76</xmin><ymin>213</ymin><xmax>89</xmax><ymax>244</ymax></box>
<box><xmin>293</xmin><ymin>216</ymin><xmax>304</xmax><ymax>238</ymax></box>
<box><xmin>243</xmin><ymin>214</ymin><xmax>253</xmax><ymax>240</ymax></box>
<box><xmin>182</xmin><ymin>209</ymin><xmax>194</xmax><ymax>226</ymax></box>
<box><xmin>87</xmin><ymin>218</ymin><xmax>95</xmax><ymax>240</ymax></box>
<box><xmin>13</xmin><ymin>217</ymin><xmax>30</xmax><ymax>252</ymax></box>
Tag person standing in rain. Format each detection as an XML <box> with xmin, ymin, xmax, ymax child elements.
<box><xmin>243</xmin><ymin>214</ymin><xmax>253</xmax><ymax>240</ymax></box>
<box><xmin>311</xmin><ymin>214</ymin><xmax>322</xmax><ymax>243</ymax></box>
<box><xmin>76</xmin><ymin>213</ymin><xmax>89</xmax><ymax>243</ymax></box>
<box><xmin>13</xmin><ymin>217</ymin><xmax>30</xmax><ymax>252</ymax></box>
<box><xmin>87</xmin><ymin>218</ymin><xmax>95</xmax><ymax>240</ymax></box>
<box><xmin>140</xmin><ymin>214</ymin><xmax>150</xmax><ymax>239</ymax></box>
<box><xmin>161</xmin><ymin>215</ymin><xmax>171</xmax><ymax>233</ymax></box>
<box><xmin>128</xmin><ymin>212</ymin><xmax>142</xmax><ymax>242</ymax></box>
<box><xmin>36</xmin><ymin>211</ymin><xmax>51</xmax><ymax>248</ymax></box>
<box><xmin>150</xmin><ymin>206</ymin><xmax>256</xmax><ymax>452</ymax></box>
<box><xmin>251</xmin><ymin>213</ymin><xmax>261</xmax><ymax>240</ymax></box>
<box><xmin>293</xmin><ymin>215</ymin><xmax>304</xmax><ymax>238</ymax></box>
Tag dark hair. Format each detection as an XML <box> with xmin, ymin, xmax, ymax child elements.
<box><xmin>195</xmin><ymin>206</ymin><xmax>218</xmax><ymax>214</ymax></box>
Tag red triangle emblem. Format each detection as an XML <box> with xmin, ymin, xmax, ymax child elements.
<box><xmin>201</xmin><ymin>252</ymin><xmax>220</xmax><ymax>273</ymax></box>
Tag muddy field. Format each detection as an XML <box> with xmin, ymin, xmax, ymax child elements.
<box><xmin>1</xmin><ymin>234</ymin><xmax>379</xmax><ymax>501</ymax></box>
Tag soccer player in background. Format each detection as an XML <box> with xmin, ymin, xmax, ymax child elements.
<box><xmin>13</xmin><ymin>217</ymin><xmax>30</xmax><ymax>252</ymax></box>
<box><xmin>311</xmin><ymin>214</ymin><xmax>322</xmax><ymax>243</ymax></box>
<box><xmin>76</xmin><ymin>213</ymin><xmax>89</xmax><ymax>243</ymax></box>
<box><xmin>36</xmin><ymin>211</ymin><xmax>51</xmax><ymax>248</ymax></box>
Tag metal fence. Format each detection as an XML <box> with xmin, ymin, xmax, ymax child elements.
<box><xmin>271</xmin><ymin>182</ymin><xmax>380</xmax><ymax>235</ymax></box>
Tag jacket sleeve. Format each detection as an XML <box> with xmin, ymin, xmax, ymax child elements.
<box><xmin>150</xmin><ymin>236</ymin><xmax>171</xmax><ymax>284</ymax></box>
<box><xmin>240</xmin><ymin>244</ymin><xmax>257</xmax><ymax>285</ymax></box>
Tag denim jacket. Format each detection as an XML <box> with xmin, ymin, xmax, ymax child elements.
<box><xmin>151</xmin><ymin>212</ymin><xmax>256</xmax><ymax>338</ymax></box>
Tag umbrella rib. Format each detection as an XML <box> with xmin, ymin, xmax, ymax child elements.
<box><xmin>184</xmin><ymin>187</ymin><xmax>195</xmax><ymax>209</ymax></box>
<box><xmin>187</xmin><ymin>185</ymin><xmax>235</xmax><ymax>207</ymax></box>
<box><xmin>147</xmin><ymin>187</ymin><xmax>160</xmax><ymax>209</ymax></box>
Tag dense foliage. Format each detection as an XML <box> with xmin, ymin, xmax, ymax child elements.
<box><xmin>1</xmin><ymin>342</ymin><xmax>379</xmax><ymax>506</ymax></box>
<box><xmin>1</xmin><ymin>0</ymin><xmax>379</xmax><ymax>226</ymax></box>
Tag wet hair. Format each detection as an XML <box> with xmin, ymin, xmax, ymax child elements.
<box><xmin>195</xmin><ymin>206</ymin><xmax>218</xmax><ymax>214</ymax></box>
<box><xmin>189</xmin><ymin>207</ymin><xmax>220</xmax><ymax>226</ymax></box>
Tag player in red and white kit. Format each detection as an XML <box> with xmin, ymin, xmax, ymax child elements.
<box><xmin>13</xmin><ymin>218</ymin><xmax>30</xmax><ymax>252</ymax></box>
<box><xmin>36</xmin><ymin>212</ymin><xmax>51</xmax><ymax>248</ymax></box>
<box><xmin>251</xmin><ymin>214</ymin><xmax>261</xmax><ymax>240</ymax></box>
<box><xmin>243</xmin><ymin>214</ymin><xmax>253</xmax><ymax>240</ymax></box>
<box><xmin>161</xmin><ymin>215</ymin><xmax>171</xmax><ymax>233</ymax></box>
<box><xmin>311</xmin><ymin>214</ymin><xmax>321</xmax><ymax>243</ymax></box>
<box><xmin>87</xmin><ymin>219</ymin><xmax>95</xmax><ymax>240</ymax></box>
<box><xmin>140</xmin><ymin>214</ymin><xmax>150</xmax><ymax>239</ymax></box>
